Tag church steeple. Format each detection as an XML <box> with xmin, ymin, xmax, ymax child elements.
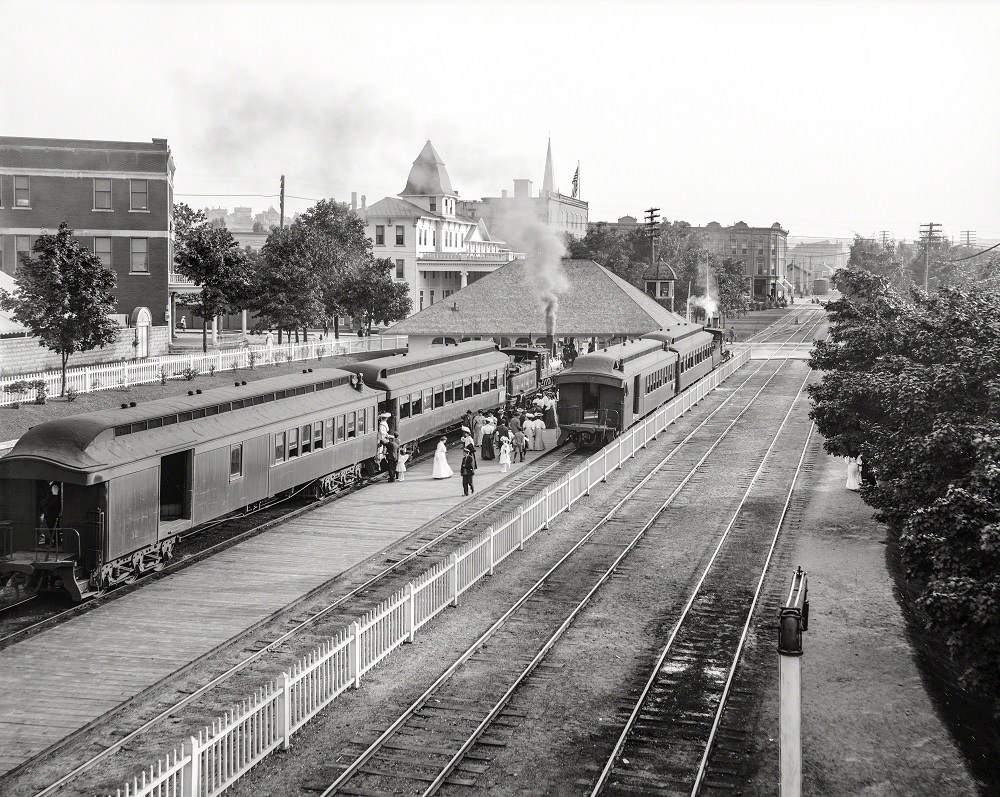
<box><xmin>542</xmin><ymin>136</ymin><xmax>554</xmax><ymax>195</ymax></box>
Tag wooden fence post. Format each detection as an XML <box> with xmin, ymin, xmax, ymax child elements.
<box><xmin>351</xmin><ymin>621</ymin><xmax>362</xmax><ymax>688</ymax></box>
<box><xmin>543</xmin><ymin>488</ymin><xmax>551</xmax><ymax>530</ymax></box>
<box><xmin>451</xmin><ymin>552</ymin><xmax>460</xmax><ymax>606</ymax></box>
<box><xmin>181</xmin><ymin>735</ymin><xmax>201</xmax><ymax>797</ymax></box>
<box><xmin>518</xmin><ymin>507</ymin><xmax>525</xmax><ymax>550</ymax></box>
<box><xmin>405</xmin><ymin>582</ymin><xmax>415</xmax><ymax>642</ymax></box>
<box><xmin>278</xmin><ymin>672</ymin><xmax>292</xmax><ymax>750</ymax></box>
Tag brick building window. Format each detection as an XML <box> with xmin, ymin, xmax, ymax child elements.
<box><xmin>130</xmin><ymin>238</ymin><xmax>148</xmax><ymax>273</ymax></box>
<box><xmin>130</xmin><ymin>179</ymin><xmax>148</xmax><ymax>210</ymax></box>
<box><xmin>95</xmin><ymin>237</ymin><xmax>112</xmax><ymax>267</ymax></box>
<box><xmin>419</xmin><ymin>290</ymin><xmax>424</xmax><ymax>311</ymax></box>
<box><xmin>15</xmin><ymin>236</ymin><xmax>31</xmax><ymax>272</ymax></box>
<box><xmin>395</xmin><ymin>225</ymin><xmax>404</xmax><ymax>246</ymax></box>
<box><xmin>395</xmin><ymin>259</ymin><xmax>405</xmax><ymax>279</ymax></box>
<box><xmin>14</xmin><ymin>176</ymin><xmax>29</xmax><ymax>207</ymax></box>
<box><xmin>94</xmin><ymin>178</ymin><xmax>112</xmax><ymax>209</ymax></box>
<box><xmin>375</xmin><ymin>225</ymin><xmax>384</xmax><ymax>245</ymax></box>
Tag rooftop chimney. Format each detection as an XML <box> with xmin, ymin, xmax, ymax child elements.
<box><xmin>513</xmin><ymin>179</ymin><xmax>533</xmax><ymax>200</ymax></box>
<box><xmin>361</xmin><ymin>195</ymin><xmax>367</xmax><ymax>210</ymax></box>
<box><xmin>351</xmin><ymin>192</ymin><xmax>357</xmax><ymax>211</ymax></box>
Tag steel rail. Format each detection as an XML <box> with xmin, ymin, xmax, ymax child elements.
<box><xmin>319</xmin><ymin>360</ymin><xmax>801</xmax><ymax>796</ymax></box>
<box><xmin>589</xmin><ymin>370</ymin><xmax>814</xmax><ymax>796</ymax></box>
<box><xmin>689</xmin><ymin>422</ymin><xmax>816</xmax><ymax>795</ymax></box>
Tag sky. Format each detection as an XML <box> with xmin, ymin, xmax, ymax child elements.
<box><xmin>2</xmin><ymin>0</ymin><xmax>998</xmax><ymax>243</ymax></box>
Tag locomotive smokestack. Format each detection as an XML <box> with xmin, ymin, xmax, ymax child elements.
<box><xmin>545</xmin><ymin>297</ymin><xmax>556</xmax><ymax>357</ymax></box>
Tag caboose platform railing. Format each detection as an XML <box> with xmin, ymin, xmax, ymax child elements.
<box><xmin>559</xmin><ymin>406</ymin><xmax>620</xmax><ymax>429</ymax></box>
<box><xmin>106</xmin><ymin>347</ymin><xmax>751</xmax><ymax>797</ymax></box>
<box><xmin>0</xmin><ymin>521</ymin><xmax>12</xmax><ymax>560</ymax></box>
<box><xmin>33</xmin><ymin>527</ymin><xmax>81</xmax><ymax>563</ymax></box>
<box><xmin>0</xmin><ymin>335</ymin><xmax>408</xmax><ymax>408</ymax></box>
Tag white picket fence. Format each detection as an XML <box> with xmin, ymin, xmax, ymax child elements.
<box><xmin>108</xmin><ymin>348</ymin><xmax>750</xmax><ymax>797</ymax></box>
<box><xmin>0</xmin><ymin>336</ymin><xmax>407</xmax><ymax>407</ymax></box>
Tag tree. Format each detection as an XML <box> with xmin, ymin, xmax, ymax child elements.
<box><xmin>295</xmin><ymin>199</ymin><xmax>373</xmax><ymax>339</ymax></box>
<box><xmin>713</xmin><ymin>257</ymin><xmax>751</xmax><ymax>322</ymax></box>
<box><xmin>174</xmin><ymin>223</ymin><xmax>254</xmax><ymax>352</ymax></box>
<box><xmin>571</xmin><ymin>222</ymin><xmax>647</xmax><ymax>287</ymax></box>
<box><xmin>337</xmin><ymin>256</ymin><xmax>411</xmax><ymax>335</ymax></box>
<box><xmin>808</xmin><ymin>266</ymin><xmax>1000</xmax><ymax>694</ymax></box>
<box><xmin>249</xmin><ymin>224</ymin><xmax>325</xmax><ymax>343</ymax></box>
<box><xmin>0</xmin><ymin>223</ymin><xmax>119</xmax><ymax>395</ymax></box>
<box><xmin>656</xmin><ymin>221</ymin><xmax>714</xmax><ymax>314</ymax></box>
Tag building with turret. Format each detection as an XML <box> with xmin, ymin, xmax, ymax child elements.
<box><xmin>361</xmin><ymin>141</ymin><xmax>521</xmax><ymax>314</ymax></box>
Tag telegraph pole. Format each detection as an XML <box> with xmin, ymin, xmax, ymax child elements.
<box><xmin>919</xmin><ymin>222</ymin><xmax>941</xmax><ymax>292</ymax></box>
<box><xmin>879</xmin><ymin>230</ymin><xmax>890</xmax><ymax>248</ymax></box>
<box><xmin>960</xmin><ymin>230</ymin><xmax>976</xmax><ymax>248</ymax></box>
<box><xmin>279</xmin><ymin>175</ymin><xmax>286</xmax><ymax>229</ymax></box>
<box><xmin>644</xmin><ymin>207</ymin><xmax>660</xmax><ymax>270</ymax></box>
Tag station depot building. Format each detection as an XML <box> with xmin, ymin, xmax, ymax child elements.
<box><xmin>386</xmin><ymin>258</ymin><xmax>696</xmax><ymax>352</ymax></box>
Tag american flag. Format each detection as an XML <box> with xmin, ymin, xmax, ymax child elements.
<box><xmin>571</xmin><ymin>164</ymin><xmax>580</xmax><ymax>198</ymax></box>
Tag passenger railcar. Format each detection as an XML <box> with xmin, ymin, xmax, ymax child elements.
<box><xmin>555</xmin><ymin>323</ymin><xmax>724</xmax><ymax>450</ymax></box>
<box><xmin>0</xmin><ymin>369</ymin><xmax>383</xmax><ymax>600</ymax></box>
<box><xmin>554</xmin><ymin>339</ymin><xmax>678</xmax><ymax>449</ymax></box>
<box><xmin>353</xmin><ymin>340</ymin><xmax>511</xmax><ymax>448</ymax></box>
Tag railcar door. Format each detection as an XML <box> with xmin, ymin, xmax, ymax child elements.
<box><xmin>633</xmin><ymin>375</ymin><xmax>641</xmax><ymax>416</ymax></box>
<box><xmin>582</xmin><ymin>382</ymin><xmax>601</xmax><ymax>420</ymax></box>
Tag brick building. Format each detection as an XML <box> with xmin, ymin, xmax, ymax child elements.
<box><xmin>0</xmin><ymin>136</ymin><xmax>175</xmax><ymax>357</ymax></box>
<box><xmin>694</xmin><ymin>221</ymin><xmax>790</xmax><ymax>300</ymax></box>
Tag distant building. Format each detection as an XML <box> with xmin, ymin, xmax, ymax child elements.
<box><xmin>694</xmin><ymin>221</ymin><xmax>790</xmax><ymax>300</ymax></box>
<box><xmin>786</xmin><ymin>239</ymin><xmax>848</xmax><ymax>295</ymax></box>
<box><xmin>254</xmin><ymin>206</ymin><xmax>281</xmax><ymax>231</ymax></box>
<box><xmin>362</xmin><ymin>140</ymin><xmax>521</xmax><ymax>315</ymax></box>
<box><xmin>0</xmin><ymin>135</ymin><xmax>174</xmax><ymax>353</ymax></box>
<box><xmin>458</xmin><ymin>138</ymin><xmax>589</xmax><ymax>241</ymax></box>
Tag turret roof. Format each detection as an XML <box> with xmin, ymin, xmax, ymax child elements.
<box><xmin>400</xmin><ymin>140</ymin><xmax>455</xmax><ymax>197</ymax></box>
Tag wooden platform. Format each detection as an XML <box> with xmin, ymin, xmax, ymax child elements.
<box><xmin>0</xmin><ymin>428</ymin><xmax>560</xmax><ymax>776</ymax></box>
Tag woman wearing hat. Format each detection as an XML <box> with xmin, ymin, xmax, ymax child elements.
<box><xmin>432</xmin><ymin>436</ymin><xmax>453</xmax><ymax>479</ymax></box>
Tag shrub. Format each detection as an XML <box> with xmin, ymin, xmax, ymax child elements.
<box><xmin>159</xmin><ymin>366</ymin><xmax>168</xmax><ymax>386</ymax></box>
<box><xmin>247</xmin><ymin>349</ymin><xmax>257</xmax><ymax>370</ymax></box>
<box><xmin>208</xmin><ymin>363</ymin><xmax>217</xmax><ymax>377</ymax></box>
<box><xmin>65</xmin><ymin>387</ymin><xmax>79</xmax><ymax>402</ymax></box>
<box><xmin>4</xmin><ymin>380</ymin><xmax>30</xmax><ymax>396</ymax></box>
<box><xmin>30</xmin><ymin>379</ymin><xmax>47</xmax><ymax>404</ymax></box>
<box><xmin>316</xmin><ymin>344</ymin><xmax>327</xmax><ymax>361</ymax></box>
<box><xmin>181</xmin><ymin>366</ymin><xmax>200</xmax><ymax>381</ymax></box>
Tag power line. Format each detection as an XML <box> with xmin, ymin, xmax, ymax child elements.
<box><xmin>940</xmin><ymin>240</ymin><xmax>1000</xmax><ymax>263</ymax></box>
<box><xmin>174</xmin><ymin>192</ymin><xmax>279</xmax><ymax>198</ymax></box>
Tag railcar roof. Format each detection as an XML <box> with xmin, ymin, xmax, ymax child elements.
<box><xmin>667</xmin><ymin>329</ymin><xmax>715</xmax><ymax>357</ymax></box>
<box><xmin>353</xmin><ymin>341</ymin><xmax>504</xmax><ymax>388</ymax></box>
<box><xmin>2</xmin><ymin>381</ymin><xmax>381</xmax><ymax>481</ymax></box>
<box><xmin>4</xmin><ymin>368</ymin><xmax>356</xmax><ymax>456</ymax></box>
<box><xmin>553</xmin><ymin>339</ymin><xmax>669</xmax><ymax>382</ymax></box>
<box><xmin>641</xmin><ymin>320</ymin><xmax>705</xmax><ymax>345</ymax></box>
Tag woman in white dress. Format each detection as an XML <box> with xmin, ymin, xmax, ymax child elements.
<box><xmin>432</xmin><ymin>436</ymin><xmax>454</xmax><ymax>479</ymax></box>
<box><xmin>845</xmin><ymin>455</ymin><xmax>861</xmax><ymax>491</ymax></box>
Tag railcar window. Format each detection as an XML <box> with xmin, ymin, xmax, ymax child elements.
<box><xmin>205</xmin><ymin>405</ymin><xmax>218</xmax><ymax>417</ymax></box>
<box><xmin>163</xmin><ymin>415</ymin><xmax>177</xmax><ymax>426</ymax></box>
<box><xmin>288</xmin><ymin>428</ymin><xmax>299</xmax><ymax>458</ymax></box>
<box><xmin>148</xmin><ymin>417</ymin><xmax>162</xmax><ymax>429</ymax></box>
<box><xmin>412</xmin><ymin>392</ymin><xmax>423</xmax><ymax>415</ymax></box>
<box><xmin>217</xmin><ymin>403</ymin><xmax>231</xmax><ymax>414</ymax></box>
<box><xmin>422</xmin><ymin>388</ymin><xmax>433</xmax><ymax>410</ymax></box>
<box><xmin>179</xmin><ymin>411</ymin><xmax>194</xmax><ymax>422</ymax></box>
<box><xmin>490</xmin><ymin>371</ymin><xmax>498</xmax><ymax>390</ymax></box>
<box><xmin>444</xmin><ymin>382</ymin><xmax>454</xmax><ymax>403</ymax></box>
<box><xmin>193</xmin><ymin>408</ymin><xmax>206</xmax><ymax>419</ymax></box>
<box><xmin>464</xmin><ymin>376</ymin><xmax>472</xmax><ymax>399</ymax></box>
<box><xmin>399</xmin><ymin>394</ymin><xmax>410</xmax><ymax>418</ymax></box>
<box><xmin>346</xmin><ymin>411</ymin><xmax>356</xmax><ymax>439</ymax></box>
<box><xmin>336</xmin><ymin>415</ymin><xmax>345</xmax><ymax>443</ymax></box>
<box><xmin>324</xmin><ymin>419</ymin><xmax>333</xmax><ymax>447</ymax></box>
<box><xmin>435</xmin><ymin>386</ymin><xmax>444</xmax><ymax>408</ymax></box>
<box><xmin>473</xmin><ymin>375</ymin><xmax>482</xmax><ymax>395</ymax></box>
<box><xmin>314</xmin><ymin>421</ymin><xmax>324</xmax><ymax>450</ymax></box>
<box><xmin>275</xmin><ymin>432</ymin><xmax>286</xmax><ymax>463</ymax></box>
<box><xmin>230</xmin><ymin>444</ymin><xmax>243</xmax><ymax>479</ymax></box>
<box><xmin>301</xmin><ymin>424</ymin><xmax>312</xmax><ymax>455</ymax></box>
<box><xmin>358</xmin><ymin>410</ymin><xmax>367</xmax><ymax>436</ymax></box>
<box><xmin>254</xmin><ymin>395</ymin><xmax>267</xmax><ymax>405</ymax></box>
<box><xmin>367</xmin><ymin>407</ymin><xmax>375</xmax><ymax>432</ymax></box>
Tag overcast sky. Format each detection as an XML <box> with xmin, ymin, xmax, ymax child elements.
<box><xmin>3</xmin><ymin>0</ymin><xmax>998</xmax><ymax>242</ymax></box>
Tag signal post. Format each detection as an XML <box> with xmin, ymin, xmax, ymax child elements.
<box><xmin>778</xmin><ymin>567</ymin><xmax>809</xmax><ymax>797</ymax></box>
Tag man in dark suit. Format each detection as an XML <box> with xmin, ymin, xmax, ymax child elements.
<box><xmin>385</xmin><ymin>434</ymin><xmax>400</xmax><ymax>482</ymax></box>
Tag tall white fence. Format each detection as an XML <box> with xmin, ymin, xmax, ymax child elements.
<box><xmin>0</xmin><ymin>337</ymin><xmax>406</xmax><ymax>407</ymax></box>
<box><xmin>108</xmin><ymin>349</ymin><xmax>750</xmax><ymax>797</ymax></box>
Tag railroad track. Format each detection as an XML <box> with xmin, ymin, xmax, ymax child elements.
<box><xmin>22</xmin><ymin>348</ymin><xmax>804</xmax><ymax>796</ymax></box>
<box><xmin>307</xmin><ymin>362</ymin><xmax>812</xmax><ymax>797</ymax></box>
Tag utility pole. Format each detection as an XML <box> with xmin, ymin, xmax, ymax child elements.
<box><xmin>279</xmin><ymin>175</ymin><xmax>286</xmax><ymax>229</ymax></box>
<box><xmin>879</xmin><ymin>231</ymin><xmax>890</xmax><ymax>248</ymax></box>
<box><xmin>644</xmin><ymin>207</ymin><xmax>660</xmax><ymax>271</ymax></box>
<box><xmin>919</xmin><ymin>222</ymin><xmax>941</xmax><ymax>293</ymax></box>
<box><xmin>960</xmin><ymin>230</ymin><xmax>976</xmax><ymax>248</ymax></box>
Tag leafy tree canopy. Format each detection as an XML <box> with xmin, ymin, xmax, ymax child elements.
<box><xmin>337</xmin><ymin>256</ymin><xmax>411</xmax><ymax>335</ymax></box>
<box><xmin>174</xmin><ymin>222</ymin><xmax>254</xmax><ymax>351</ymax></box>
<box><xmin>712</xmin><ymin>257</ymin><xmax>751</xmax><ymax>319</ymax></box>
<box><xmin>249</xmin><ymin>224</ymin><xmax>325</xmax><ymax>337</ymax></box>
<box><xmin>0</xmin><ymin>223</ymin><xmax>119</xmax><ymax>394</ymax></box>
<box><xmin>808</xmin><ymin>266</ymin><xmax>1000</xmax><ymax>693</ymax></box>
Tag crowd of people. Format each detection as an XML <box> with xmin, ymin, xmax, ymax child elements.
<box><xmin>376</xmin><ymin>392</ymin><xmax>559</xmax><ymax>496</ymax></box>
